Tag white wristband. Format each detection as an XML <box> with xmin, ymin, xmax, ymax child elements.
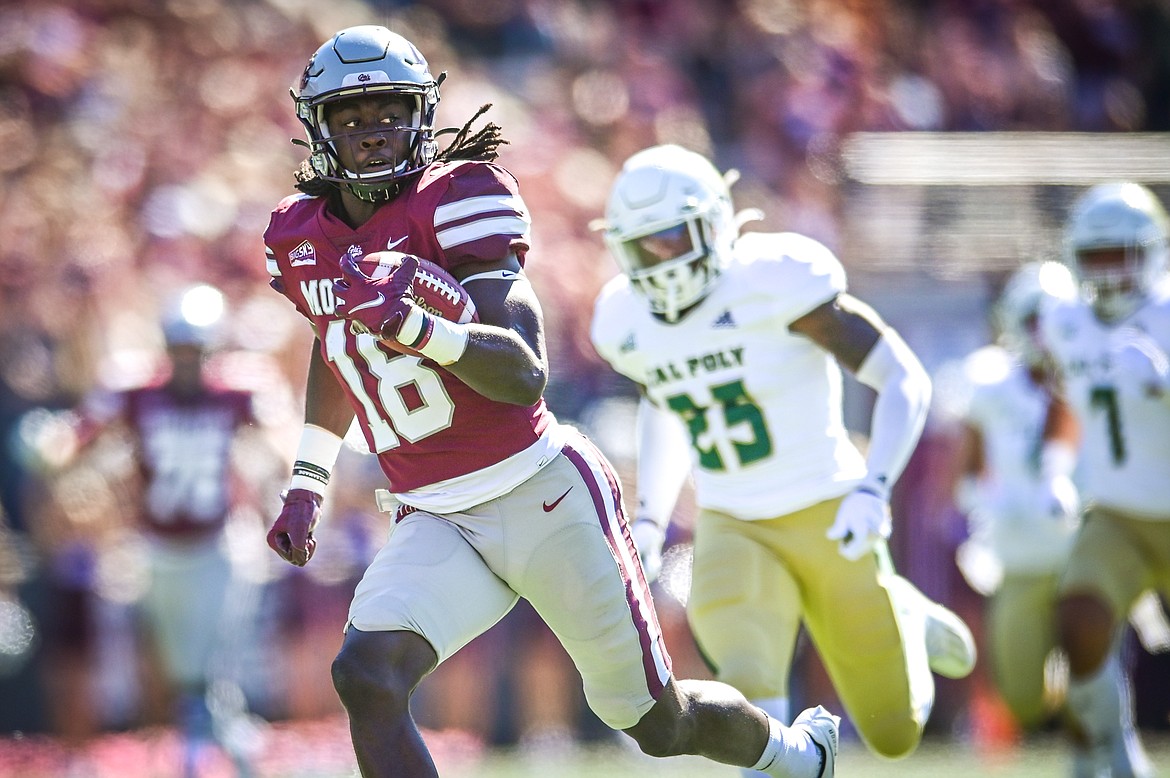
<box><xmin>395</xmin><ymin>306</ymin><xmax>427</xmax><ymax>346</ymax></box>
<box><xmin>405</xmin><ymin>312</ymin><xmax>470</xmax><ymax>366</ymax></box>
<box><xmin>1040</xmin><ymin>440</ymin><xmax>1077</xmax><ymax>479</ymax></box>
<box><xmin>288</xmin><ymin>424</ymin><xmax>344</xmax><ymax>496</ymax></box>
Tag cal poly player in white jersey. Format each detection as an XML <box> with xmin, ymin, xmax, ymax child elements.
<box><xmin>1039</xmin><ymin>182</ymin><xmax>1170</xmax><ymax>778</ymax></box>
<box><xmin>946</xmin><ymin>261</ymin><xmax>1083</xmax><ymax>731</ymax></box>
<box><xmin>590</xmin><ymin>144</ymin><xmax>976</xmax><ymax>769</ymax></box>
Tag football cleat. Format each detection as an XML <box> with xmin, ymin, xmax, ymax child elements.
<box><xmin>792</xmin><ymin>705</ymin><xmax>839</xmax><ymax>778</ymax></box>
<box><xmin>923</xmin><ymin>596</ymin><xmax>977</xmax><ymax>680</ymax></box>
<box><xmin>887</xmin><ymin>574</ymin><xmax>977</xmax><ymax>680</ymax></box>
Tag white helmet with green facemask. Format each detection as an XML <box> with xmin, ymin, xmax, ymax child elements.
<box><xmin>1064</xmin><ymin>182</ymin><xmax>1170</xmax><ymax>323</ymax></box>
<box><xmin>602</xmin><ymin>145</ymin><xmax>738</xmax><ymax>323</ymax></box>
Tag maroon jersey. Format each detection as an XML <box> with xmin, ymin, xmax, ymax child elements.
<box><xmin>264</xmin><ymin>160</ymin><xmax>554</xmax><ymax>492</ymax></box>
<box><xmin>109</xmin><ymin>385</ymin><xmax>256</xmax><ymax>539</ymax></box>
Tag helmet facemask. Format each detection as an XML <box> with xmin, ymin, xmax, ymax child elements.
<box><xmin>1075</xmin><ymin>243</ymin><xmax>1163</xmax><ymax>323</ymax></box>
<box><xmin>294</xmin><ymin>26</ymin><xmax>440</xmax><ymax>202</ymax></box>
<box><xmin>607</xmin><ymin>212</ymin><xmax>721</xmax><ymax>322</ymax></box>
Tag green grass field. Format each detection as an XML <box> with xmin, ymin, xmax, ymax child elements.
<box><xmin>2</xmin><ymin>719</ymin><xmax>1166</xmax><ymax>776</ymax></box>
<box><xmin>450</xmin><ymin>734</ymin><xmax>1170</xmax><ymax>778</ymax></box>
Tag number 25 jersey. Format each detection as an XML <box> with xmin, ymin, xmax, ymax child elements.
<box><xmin>591</xmin><ymin>231</ymin><xmax>867</xmax><ymax>520</ymax></box>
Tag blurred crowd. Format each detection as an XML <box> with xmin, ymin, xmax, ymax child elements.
<box><xmin>1</xmin><ymin>0</ymin><xmax>1169</xmax><ymax>772</ymax></box>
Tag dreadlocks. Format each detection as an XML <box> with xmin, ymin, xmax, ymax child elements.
<box><xmin>434</xmin><ymin>104</ymin><xmax>507</xmax><ymax>164</ymax></box>
<box><xmin>293</xmin><ymin>104</ymin><xmax>507</xmax><ymax>197</ymax></box>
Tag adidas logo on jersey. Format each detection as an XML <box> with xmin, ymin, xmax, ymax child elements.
<box><xmin>620</xmin><ymin>333</ymin><xmax>637</xmax><ymax>353</ymax></box>
<box><xmin>713</xmin><ymin>310</ymin><xmax>736</xmax><ymax>328</ymax></box>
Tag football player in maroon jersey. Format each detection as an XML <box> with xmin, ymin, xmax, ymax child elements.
<box><xmin>64</xmin><ymin>285</ymin><xmax>281</xmax><ymax>776</ymax></box>
<box><xmin>263</xmin><ymin>25</ymin><xmax>838</xmax><ymax>778</ymax></box>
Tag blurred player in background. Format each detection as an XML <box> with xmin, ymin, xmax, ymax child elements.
<box><xmin>1040</xmin><ymin>182</ymin><xmax>1170</xmax><ymax>778</ymax></box>
<box><xmin>589</xmin><ymin>144</ymin><xmax>976</xmax><ymax>774</ymax></box>
<box><xmin>62</xmin><ymin>284</ymin><xmax>280</xmax><ymax>777</ymax></box>
<box><xmin>945</xmin><ymin>261</ymin><xmax>1082</xmax><ymax>733</ymax></box>
<box><xmin>262</xmin><ymin>25</ymin><xmax>838</xmax><ymax>778</ymax></box>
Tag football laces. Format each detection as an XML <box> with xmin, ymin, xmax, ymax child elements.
<box><xmin>415</xmin><ymin>269</ymin><xmax>461</xmax><ymax>305</ymax></box>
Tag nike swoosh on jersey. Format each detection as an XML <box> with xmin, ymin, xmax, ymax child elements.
<box><xmin>386</xmin><ymin>236</ymin><xmax>407</xmax><ymax>250</ymax></box>
<box><xmin>542</xmin><ymin>487</ymin><xmax>573</xmax><ymax>512</ymax></box>
<box><xmin>347</xmin><ymin>293</ymin><xmax>386</xmax><ymax>314</ymax></box>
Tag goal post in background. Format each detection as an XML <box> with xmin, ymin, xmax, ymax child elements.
<box><xmin>839</xmin><ymin>132</ymin><xmax>1170</xmax><ymax>279</ymax></box>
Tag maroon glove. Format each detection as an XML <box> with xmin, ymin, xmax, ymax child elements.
<box><xmin>333</xmin><ymin>253</ymin><xmax>420</xmax><ymax>341</ymax></box>
<box><xmin>266</xmin><ymin>489</ymin><xmax>323</xmax><ymax>567</ymax></box>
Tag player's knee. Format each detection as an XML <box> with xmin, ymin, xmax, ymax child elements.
<box><xmin>331</xmin><ymin>631</ymin><xmax>428</xmax><ymax>715</ymax></box>
<box><xmin>623</xmin><ymin>698</ymin><xmax>688</xmax><ymax>759</ymax></box>
<box><xmin>1058</xmin><ymin>593</ymin><xmax>1114</xmax><ymax>676</ymax></box>
<box><xmin>862</xmin><ymin>717</ymin><xmax>920</xmax><ymax>760</ymax></box>
<box><xmin>626</xmin><ymin>718</ymin><xmax>686</xmax><ymax>759</ymax></box>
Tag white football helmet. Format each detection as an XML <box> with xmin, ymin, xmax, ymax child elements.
<box><xmin>294</xmin><ymin>25</ymin><xmax>440</xmax><ymax>201</ymax></box>
<box><xmin>1064</xmin><ymin>182</ymin><xmax>1170</xmax><ymax>322</ymax></box>
<box><xmin>162</xmin><ymin>284</ymin><xmax>226</xmax><ymax>350</ymax></box>
<box><xmin>993</xmin><ymin>261</ymin><xmax>1076</xmax><ymax>366</ymax></box>
<box><xmin>602</xmin><ymin>145</ymin><xmax>737</xmax><ymax>322</ymax></box>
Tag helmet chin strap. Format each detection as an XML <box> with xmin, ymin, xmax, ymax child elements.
<box><xmin>339</xmin><ymin>141</ymin><xmax>417</xmax><ymax>202</ymax></box>
<box><xmin>1093</xmin><ymin>290</ymin><xmax>1141</xmax><ymax>323</ymax></box>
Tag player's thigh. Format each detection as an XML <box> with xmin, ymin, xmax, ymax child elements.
<box><xmin>142</xmin><ymin>540</ymin><xmax>231</xmax><ymax>684</ymax></box>
<box><xmin>493</xmin><ymin>439</ymin><xmax>669</xmax><ymax>731</ymax></box>
<box><xmin>688</xmin><ymin>509</ymin><xmax>801</xmax><ymax>699</ymax></box>
<box><xmin>1059</xmin><ymin>508</ymin><xmax>1162</xmax><ymax>619</ymax></box>
<box><xmin>347</xmin><ymin>513</ymin><xmax>518</xmax><ymax>665</ymax></box>
<box><xmin>989</xmin><ymin>573</ymin><xmax>1060</xmax><ymax>727</ymax></box>
<box><xmin>1124</xmin><ymin>513</ymin><xmax>1170</xmax><ymax>599</ymax></box>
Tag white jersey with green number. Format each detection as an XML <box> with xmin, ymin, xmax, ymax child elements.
<box><xmin>1039</xmin><ymin>282</ymin><xmax>1170</xmax><ymax>519</ymax></box>
<box><xmin>591</xmin><ymin>231</ymin><xmax>866</xmax><ymax>520</ymax></box>
<box><xmin>953</xmin><ymin>345</ymin><xmax>1078</xmax><ymax>571</ymax></box>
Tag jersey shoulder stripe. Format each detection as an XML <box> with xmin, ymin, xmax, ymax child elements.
<box><xmin>426</xmin><ymin>161</ymin><xmax>531</xmax><ymax>265</ymax></box>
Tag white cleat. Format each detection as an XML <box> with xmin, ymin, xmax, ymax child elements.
<box><xmin>885</xmin><ymin>574</ymin><xmax>977</xmax><ymax>680</ymax></box>
<box><xmin>923</xmin><ymin>598</ymin><xmax>977</xmax><ymax>679</ymax></box>
<box><xmin>793</xmin><ymin>705</ymin><xmax>839</xmax><ymax>778</ymax></box>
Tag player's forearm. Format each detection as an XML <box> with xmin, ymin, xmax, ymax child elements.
<box><xmin>855</xmin><ymin>332</ymin><xmax>932</xmax><ymax>492</ymax></box>
<box><xmin>441</xmin><ymin>325</ymin><xmax>548</xmax><ymax>405</ymax></box>
<box><xmin>304</xmin><ymin>342</ymin><xmax>356</xmax><ymax>437</ymax></box>
<box><xmin>635</xmin><ymin>396</ymin><xmax>692</xmax><ymax>529</ymax></box>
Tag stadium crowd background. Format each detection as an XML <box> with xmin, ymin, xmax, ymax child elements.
<box><xmin>1</xmin><ymin>0</ymin><xmax>1169</xmax><ymax>773</ymax></box>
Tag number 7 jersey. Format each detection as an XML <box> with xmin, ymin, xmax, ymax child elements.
<box><xmin>1039</xmin><ymin>284</ymin><xmax>1170</xmax><ymax>518</ymax></box>
<box><xmin>591</xmin><ymin>231</ymin><xmax>867</xmax><ymax>520</ymax></box>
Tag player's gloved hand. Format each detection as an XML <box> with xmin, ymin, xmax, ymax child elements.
<box><xmin>827</xmin><ymin>484</ymin><xmax>892</xmax><ymax>561</ymax></box>
<box><xmin>267</xmin><ymin>488</ymin><xmax>323</xmax><ymax>567</ymax></box>
<box><xmin>1035</xmin><ymin>474</ymin><xmax>1080</xmax><ymax>526</ymax></box>
<box><xmin>630</xmin><ymin>518</ymin><xmax>666</xmax><ymax>584</ymax></box>
<box><xmin>1108</xmin><ymin>328</ymin><xmax>1170</xmax><ymax>399</ymax></box>
<box><xmin>334</xmin><ymin>253</ymin><xmax>424</xmax><ymax>343</ymax></box>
